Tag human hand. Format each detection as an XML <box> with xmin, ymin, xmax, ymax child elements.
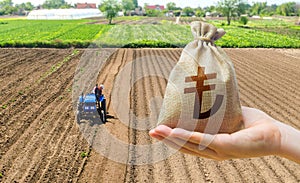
<box><xmin>150</xmin><ymin>107</ymin><xmax>300</xmax><ymax>163</ymax></box>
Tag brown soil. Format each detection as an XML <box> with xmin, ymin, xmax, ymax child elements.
<box><xmin>0</xmin><ymin>48</ymin><xmax>299</xmax><ymax>183</ymax></box>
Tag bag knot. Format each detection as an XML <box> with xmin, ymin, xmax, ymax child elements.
<box><xmin>191</xmin><ymin>21</ymin><xmax>226</xmax><ymax>43</ymax></box>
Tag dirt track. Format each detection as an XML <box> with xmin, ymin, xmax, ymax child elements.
<box><xmin>0</xmin><ymin>48</ymin><xmax>299</xmax><ymax>182</ymax></box>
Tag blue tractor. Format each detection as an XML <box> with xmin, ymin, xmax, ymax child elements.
<box><xmin>77</xmin><ymin>93</ymin><xmax>107</xmax><ymax>123</ymax></box>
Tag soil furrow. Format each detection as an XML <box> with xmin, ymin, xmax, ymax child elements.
<box><xmin>231</xmin><ymin>51</ymin><xmax>300</xmax><ymax>98</ymax></box>
<box><xmin>230</xmin><ymin>49</ymin><xmax>300</xmax><ymax>71</ymax></box>
<box><xmin>0</xmin><ymin>53</ymin><xmax>80</xmax><ymax>182</ymax></box>
<box><xmin>125</xmin><ymin>49</ymin><xmax>139</xmax><ymax>182</ymax></box>
<box><xmin>33</xmin><ymin>113</ymin><xmax>80</xmax><ymax>183</ymax></box>
<box><xmin>273</xmin><ymin>156</ymin><xmax>300</xmax><ymax>181</ymax></box>
<box><xmin>0</xmin><ymin>49</ymin><xmax>34</xmax><ymax>68</ymax></box>
<box><xmin>1</xmin><ymin>48</ymin><xmax>300</xmax><ymax>183</ymax></box>
<box><xmin>239</xmin><ymin>82</ymin><xmax>298</xmax><ymax>182</ymax></box>
<box><xmin>0</xmin><ymin>52</ymin><xmax>70</xmax><ymax>107</ymax></box>
<box><xmin>91</xmin><ymin>49</ymin><xmax>127</xmax><ymax>182</ymax></box>
<box><xmin>0</xmin><ymin>50</ymin><xmax>79</xmax><ymax>127</ymax></box>
<box><xmin>0</xmin><ymin>53</ymin><xmax>79</xmax><ymax>156</ymax></box>
<box><xmin>135</xmin><ymin>49</ymin><xmax>156</xmax><ymax>182</ymax></box>
<box><xmin>0</xmin><ymin>83</ymin><xmax>77</xmax><ymax>180</ymax></box>
<box><xmin>263</xmin><ymin>156</ymin><xmax>298</xmax><ymax>183</ymax></box>
<box><xmin>233</xmin><ymin>62</ymin><xmax>300</xmax><ymax>103</ymax></box>
<box><xmin>31</xmin><ymin>92</ymin><xmax>84</xmax><ymax>182</ymax></box>
<box><xmin>149</xmin><ymin>49</ymin><xmax>175</xmax><ymax>182</ymax></box>
<box><xmin>17</xmin><ymin>104</ymin><xmax>74</xmax><ymax>183</ymax></box>
<box><xmin>229</xmin><ymin>159</ymin><xmax>266</xmax><ymax>182</ymax></box>
<box><xmin>238</xmin><ymin>74</ymin><xmax>300</xmax><ymax>129</ymax></box>
<box><xmin>78</xmin><ymin>49</ymin><xmax>128</xmax><ymax>183</ymax></box>
<box><xmin>194</xmin><ymin>158</ymin><xmax>209</xmax><ymax>182</ymax></box>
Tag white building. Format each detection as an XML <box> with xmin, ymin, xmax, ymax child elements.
<box><xmin>27</xmin><ymin>9</ymin><xmax>103</xmax><ymax>20</ymax></box>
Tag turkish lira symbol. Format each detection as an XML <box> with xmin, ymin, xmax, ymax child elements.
<box><xmin>184</xmin><ymin>66</ymin><xmax>224</xmax><ymax>119</ymax></box>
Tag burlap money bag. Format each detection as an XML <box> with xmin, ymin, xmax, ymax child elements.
<box><xmin>157</xmin><ymin>21</ymin><xmax>243</xmax><ymax>134</ymax></box>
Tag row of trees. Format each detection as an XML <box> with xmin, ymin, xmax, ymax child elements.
<box><xmin>0</xmin><ymin>0</ymin><xmax>78</xmax><ymax>15</ymax></box>
<box><xmin>170</xmin><ymin>1</ymin><xmax>299</xmax><ymax>17</ymax></box>
<box><xmin>41</xmin><ymin>0</ymin><xmax>72</xmax><ymax>9</ymax></box>
<box><xmin>215</xmin><ymin>1</ymin><xmax>299</xmax><ymax>24</ymax></box>
<box><xmin>144</xmin><ymin>1</ymin><xmax>299</xmax><ymax>25</ymax></box>
<box><xmin>99</xmin><ymin>0</ymin><xmax>299</xmax><ymax>25</ymax></box>
<box><xmin>0</xmin><ymin>0</ymin><xmax>34</xmax><ymax>15</ymax></box>
<box><xmin>0</xmin><ymin>0</ymin><xmax>138</xmax><ymax>17</ymax></box>
<box><xmin>117</xmin><ymin>1</ymin><xmax>298</xmax><ymax>24</ymax></box>
<box><xmin>1</xmin><ymin>0</ymin><xmax>299</xmax><ymax>26</ymax></box>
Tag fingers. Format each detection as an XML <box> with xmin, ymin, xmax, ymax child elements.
<box><xmin>149</xmin><ymin>129</ymin><xmax>164</xmax><ymax>140</ymax></box>
<box><xmin>166</xmin><ymin>135</ymin><xmax>219</xmax><ymax>158</ymax></box>
<box><xmin>151</xmin><ymin>126</ymin><xmax>218</xmax><ymax>150</ymax></box>
<box><xmin>149</xmin><ymin>125</ymin><xmax>173</xmax><ymax>138</ymax></box>
<box><xmin>170</xmin><ymin>128</ymin><xmax>217</xmax><ymax>150</ymax></box>
<box><xmin>149</xmin><ymin>125</ymin><xmax>226</xmax><ymax>160</ymax></box>
<box><xmin>161</xmin><ymin>138</ymin><xmax>216</xmax><ymax>160</ymax></box>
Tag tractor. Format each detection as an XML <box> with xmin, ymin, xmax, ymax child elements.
<box><xmin>77</xmin><ymin>93</ymin><xmax>107</xmax><ymax>123</ymax></box>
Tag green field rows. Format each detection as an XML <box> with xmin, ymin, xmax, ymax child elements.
<box><xmin>0</xmin><ymin>18</ymin><xmax>299</xmax><ymax>48</ymax></box>
<box><xmin>96</xmin><ymin>24</ymin><xmax>193</xmax><ymax>47</ymax></box>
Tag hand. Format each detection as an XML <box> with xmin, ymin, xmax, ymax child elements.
<box><xmin>150</xmin><ymin>107</ymin><xmax>300</xmax><ymax>163</ymax></box>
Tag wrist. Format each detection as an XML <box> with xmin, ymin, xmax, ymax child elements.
<box><xmin>274</xmin><ymin>121</ymin><xmax>300</xmax><ymax>163</ymax></box>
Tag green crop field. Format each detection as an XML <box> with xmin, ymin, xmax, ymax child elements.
<box><xmin>0</xmin><ymin>19</ymin><xmax>113</xmax><ymax>48</ymax></box>
<box><xmin>0</xmin><ymin>17</ymin><xmax>299</xmax><ymax>48</ymax></box>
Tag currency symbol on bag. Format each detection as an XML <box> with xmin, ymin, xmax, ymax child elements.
<box><xmin>184</xmin><ymin>66</ymin><xmax>224</xmax><ymax>119</ymax></box>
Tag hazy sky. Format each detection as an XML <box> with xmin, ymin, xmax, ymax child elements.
<box><xmin>12</xmin><ymin>0</ymin><xmax>298</xmax><ymax>8</ymax></box>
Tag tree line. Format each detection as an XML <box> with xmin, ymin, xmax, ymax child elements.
<box><xmin>100</xmin><ymin>0</ymin><xmax>299</xmax><ymax>25</ymax></box>
<box><xmin>0</xmin><ymin>0</ymin><xmax>299</xmax><ymax>25</ymax></box>
<box><xmin>0</xmin><ymin>0</ymin><xmax>75</xmax><ymax>15</ymax></box>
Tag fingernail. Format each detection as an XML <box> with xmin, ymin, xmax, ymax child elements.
<box><xmin>155</xmin><ymin>125</ymin><xmax>171</xmax><ymax>135</ymax></box>
<box><xmin>149</xmin><ymin>129</ymin><xmax>155</xmax><ymax>134</ymax></box>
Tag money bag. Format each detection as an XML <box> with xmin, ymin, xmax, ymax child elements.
<box><xmin>157</xmin><ymin>21</ymin><xmax>243</xmax><ymax>134</ymax></box>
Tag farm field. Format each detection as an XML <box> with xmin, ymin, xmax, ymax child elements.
<box><xmin>0</xmin><ymin>48</ymin><xmax>299</xmax><ymax>182</ymax></box>
<box><xmin>0</xmin><ymin>17</ymin><xmax>299</xmax><ymax>48</ymax></box>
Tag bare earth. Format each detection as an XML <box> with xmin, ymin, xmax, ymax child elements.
<box><xmin>0</xmin><ymin>48</ymin><xmax>299</xmax><ymax>183</ymax></box>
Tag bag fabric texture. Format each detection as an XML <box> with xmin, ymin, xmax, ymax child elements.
<box><xmin>157</xmin><ymin>21</ymin><xmax>243</xmax><ymax>134</ymax></box>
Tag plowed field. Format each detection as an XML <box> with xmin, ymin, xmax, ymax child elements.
<box><xmin>0</xmin><ymin>48</ymin><xmax>299</xmax><ymax>183</ymax></box>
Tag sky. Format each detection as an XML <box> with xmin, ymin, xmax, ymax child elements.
<box><xmin>12</xmin><ymin>0</ymin><xmax>299</xmax><ymax>8</ymax></box>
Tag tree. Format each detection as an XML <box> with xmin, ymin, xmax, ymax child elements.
<box><xmin>145</xmin><ymin>9</ymin><xmax>163</xmax><ymax>17</ymax></box>
<box><xmin>237</xmin><ymin>1</ymin><xmax>251</xmax><ymax>16</ymax></box>
<box><xmin>132</xmin><ymin>0</ymin><xmax>138</xmax><ymax>8</ymax></box>
<box><xmin>195</xmin><ymin>7</ymin><xmax>205</xmax><ymax>17</ymax></box>
<box><xmin>263</xmin><ymin>4</ymin><xmax>277</xmax><ymax>16</ymax></box>
<box><xmin>166</xmin><ymin>2</ymin><xmax>176</xmax><ymax>11</ymax></box>
<box><xmin>15</xmin><ymin>2</ymin><xmax>34</xmax><ymax>15</ymax></box>
<box><xmin>182</xmin><ymin>6</ymin><xmax>194</xmax><ymax>16</ymax></box>
<box><xmin>42</xmin><ymin>0</ymin><xmax>70</xmax><ymax>9</ymax></box>
<box><xmin>122</xmin><ymin>0</ymin><xmax>134</xmax><ymax>16</ymax></box>
<box><xmin>251</xmin><ymin>2</ymin><xmax>267</xmax><ymax>16</ymax></box>
<box><xmin>217</xmin><ymin>0</ymin><xmax>239</xmax><ymax>25</ymax></box>
<box><xmin>276</xmin><ymin>2</ymin><xmax>296</xmax><ymax>16</ymax></box>
<box><xmin>24</xmin><ymin>2</ymin><xmax>34</xmax><ymax>11</ymax></box>
<box><xmin>0</xmin><ymin>0</ymin><xmax>13</xmax><ymax>8</ymax></box>
<box><xmin>100</xmin><ymin>0</ymin><xmax>121</xmax><ymax>24</ymax></box>
<box><xmin>205</xmin><ymin>5</ymin><xmax>216</xmax><ymax>13</ymax></box>
<box><xmin>143</xmin><ymin>3</ymin><xmax>148</xmax><ymax>10</ymax></box>
<box><xmin>0</xmin><ymin>0</ymin><xmax>15</xmax><ymax>15</ymax></box>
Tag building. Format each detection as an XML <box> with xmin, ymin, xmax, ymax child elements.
<box><xmin>146</xmin><ymin>5</ymin><xmax>165</xmax><ymax>11</ymax></box>
<box><xmin>27</xmin><ymin>9</ymin><xmax>102</xmax><ymax>20</ymax></box>
<box><xmin>76</xmin><ymin>3</ymin><xmax>97</xmax><ymax>9</ymax></box>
